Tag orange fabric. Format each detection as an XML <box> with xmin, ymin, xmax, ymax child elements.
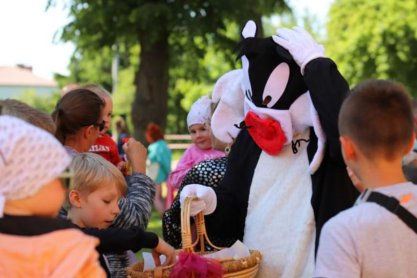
<box><xmin>0</xmin><ymin>229</ymin><xmax>105</xmax><ymax>278</ymax></box>
<box><xmin>400</xmin><ymin>193</ymin><xmax>413</xmax><ymax>204</ymax></box>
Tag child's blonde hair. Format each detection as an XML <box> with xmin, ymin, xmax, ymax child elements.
<box><xmin>82</xmin><ymin>84</ymin><xmax>112</xmax><ymax>100</ymax></box>
<box><xmin>68</xmin><ymin>153</ymin><xmax>126</xmax><ymax>205</ymax></box>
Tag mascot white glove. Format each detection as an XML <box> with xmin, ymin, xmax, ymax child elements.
<box><xmin>180</xmin><ymin>184</ymin><xmax>217</xmax><ymax>216</ymax></box>
<box><xmin>272</xmin><ymin>27</ymin><xmax>325</xmax><ymax>75</ymax></box>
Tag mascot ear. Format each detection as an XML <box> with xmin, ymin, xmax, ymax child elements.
<box><xmin>211</xmin><ymin>69</ymin><xmax>245</xmax><ymax>144</ymax></box>
<box><xmin>242</xmin><ymin>20</ymin><xmax>257</xmax><ymax>38</ymax></box>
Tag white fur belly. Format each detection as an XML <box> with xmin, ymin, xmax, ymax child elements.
<box><xmin>243</xmin><ymin>133</ymin><xmax>315</xmax><ymax>278</ymax></box>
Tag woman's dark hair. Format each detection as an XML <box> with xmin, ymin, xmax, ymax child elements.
<box><xmin>52</xmin><ymin>89</ymin><xmax>104</xmax><ymax>144</ymax></box>
<box><xmin>146</xmin><ymin>122</ymin><xmax>164</xmax><ymax>142</ymax></box>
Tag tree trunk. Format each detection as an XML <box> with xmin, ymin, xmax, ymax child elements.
<box><xmin>132</xmin><ymin>30</ymin><xmax>169</xmax><ymax>143</ymax></box>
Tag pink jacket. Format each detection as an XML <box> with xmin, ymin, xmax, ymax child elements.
<box><xmin>168</xmin><ymin>144</ymin><xmax>224</xmax><ymax>188</ymax></box>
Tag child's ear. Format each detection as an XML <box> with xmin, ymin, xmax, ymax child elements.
<box><xmin>69</xmin><ymin>190</ymin><xmax>82</xmax><ymax>208</ymax></box>
<box><xmin>340</xmin><ymin>136</ymin><xmax>357</xmax><ymax>161</ymax></box>
<box><xmin>405</xmin><ymin>133</ymin><xmax>416</xmax><ymax>154</ymax></box>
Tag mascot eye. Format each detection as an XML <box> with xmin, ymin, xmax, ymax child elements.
<box><xmin>263</xmin><ymin>63</ymin><xmax>290</xmax><ymax>108</ymax></box>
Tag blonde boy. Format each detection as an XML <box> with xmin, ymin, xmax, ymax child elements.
<box><xmin>67</xmin><ymin>152</ymin><xmax>175</xmax><ymax>275</ymax></box>
<box><xmin>0</xmin><ymin>116</ymin><xmax>105</xmax><ymax>277</ymax></box>
<box><xmin>315</xmin><ymin>80</ymin><xmax>417</xmax><ymax>277</ymax></box>
<box><xmin>67</xmin><ymin>152</ymin><xmax>126</xmax><ymax>229</ymax></box>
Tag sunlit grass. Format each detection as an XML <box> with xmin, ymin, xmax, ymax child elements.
<box><xmin>134</xmin><ymin>149</ymin><xmax>183</xmax><ymax>261</ymax></box>
<box><xmin>136</xmin><ymin>210</ymin><xmax>163</xmax><ymax>260</ymax></box>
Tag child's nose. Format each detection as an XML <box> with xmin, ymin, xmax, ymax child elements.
<box><xmin>112</xmin><ymin>204</ymin><xmax>120</xmax><ymax>215</ymax></box>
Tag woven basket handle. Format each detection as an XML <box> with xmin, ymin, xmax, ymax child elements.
<box><xmin>181</xmin><ymin>196</ymin><xmax>222</xmax><ymax>253</ymax></box>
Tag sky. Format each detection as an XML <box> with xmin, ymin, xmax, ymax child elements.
<box><xmin>0</xmin><ymin>0</ymin><xmax>333</xmax><ymax>81</ymax></box>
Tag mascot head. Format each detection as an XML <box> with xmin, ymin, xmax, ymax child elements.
<box><xmin>211</xmin><ymin>20</ymin><xmax>326</xmax><ymax>174</ymax></box>
<box><xmin>238</xmin><ymin>21</ymin><xmax>307</xmax><ymax>110</ymax></box>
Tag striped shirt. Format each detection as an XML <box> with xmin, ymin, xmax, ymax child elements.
<box><xmin>105</xmin><ymin>172</ymin><xmax>155</xmax><ymax>277</ymax></box>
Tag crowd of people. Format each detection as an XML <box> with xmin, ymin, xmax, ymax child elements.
<box><xmin>1</xmin><ymin>24</ymin><xmax>417</xmax><ymax>278</ymax></box>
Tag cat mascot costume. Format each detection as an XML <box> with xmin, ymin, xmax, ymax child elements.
<box><xmin>181</xmin><ymin>21</ymin><xmax>359</xmax><ymax>277</ymax></box>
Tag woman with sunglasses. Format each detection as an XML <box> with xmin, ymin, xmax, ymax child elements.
<box><xmin>54</xmin><ymin>87</ymin><xmax>158</xmax><ymax>276</ymax></box>
<box><xmin>52</xmin><ymin>88</ymin><xmax>105</xmax><ymax>157</ymax></box>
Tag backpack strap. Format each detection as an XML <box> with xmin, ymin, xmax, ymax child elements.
<box><xmin>365</xmin><ymin>191</ymin><xmax>417</xmax><ymax>234</ymax></box>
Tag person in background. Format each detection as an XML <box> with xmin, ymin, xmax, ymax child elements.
<box><xmin>163</xmin><ymin>99</ymin><xmax>234</xmax><ymax>249</ymax></box>
<box><xmin>0</xmin><ymin>116</ymin><xmax>105</xmax><ymax>277</ymax></box>
<box><xmin>114</xmin><ymin>116</ymin><xmax>130</xmax><ymax>158</ymax></box>
<box><xmin>52</xmin><ymin>88</ymin><xmax>105</xmax><ymax>157</ymax></box>
<box><xmin>145</xmin><ymin>122</ymin><xmax>172</xmax><ymax>215</ymax></box>
<box><xmin>167</xmin><ymin>95</ymin><xmax>224</xmax><ymax>189</ymax></box>
<box><xmin>82</xmin><ymin>84</ymin><xmax>123</xmax><ymax>168</ymax></box>
<box><xmin>314</xmin><ymin>79</ymin><xmax>417</xmax><ymax>277</ymax></box>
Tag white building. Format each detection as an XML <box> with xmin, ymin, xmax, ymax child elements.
<box><xmin>0</xmin><ymin>65</ymin><xmax>58</xmax><ymax>99</ymax></box>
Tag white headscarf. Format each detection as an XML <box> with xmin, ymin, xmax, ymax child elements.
<box><xmin>186</xmin><ymin>95</ymin><xmax>212</xmax><ymax>128</ymax></box>
<box><xmin>0</xmin><ymin>116</ymin><xmax>71</xmax><ymax>217</ymax></box>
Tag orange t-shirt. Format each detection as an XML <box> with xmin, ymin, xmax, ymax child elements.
<box><xmin>0</xmin><ymin>229</ymin><xmax>106</xmax><ymax>277</ymax></box>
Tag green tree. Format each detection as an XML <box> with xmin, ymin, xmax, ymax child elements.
<box><xmin>326</xmin><ymin>0</ymin><xmax>417</xmax><ymax>94</ymax></box>
<box><xmin>55</xmin><ymin>47</ymin><xmax>114</xmax><ymax>92</ymax></box>
<box><xmin>49</xmin><ymin>0</ymin><xmax>288</xmax><ymax>141</ymax></box>
<box><xmin>16</xmin><ymin>90</ymin><xmax>61</xmax><ymax>113</ymax></box>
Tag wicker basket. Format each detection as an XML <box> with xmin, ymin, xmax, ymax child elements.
<box><xmin>128</xmin><ymin>196</ymin><xmax>262</xmax><ymax>278</ymax></box>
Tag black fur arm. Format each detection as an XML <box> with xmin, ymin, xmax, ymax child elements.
<box><xmin>303</xmin><ymin>57</ymin><xmax>349</xmax><ymax>164</ymax></box>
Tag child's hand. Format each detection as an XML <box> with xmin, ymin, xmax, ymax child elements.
<box><xmin>152</xmin><ymin>238</ymin><xmax>176</xmax><ymax>266</ymax></box>
<box><xmin>117</xmin><ymin>161</ymin><xmax>126</xmax><ymax>170</ymax></box>
<box><xmin>123</xmin><ymin>138</ymin><xmax>147</xmax><ymax>174</ymax></box>
<box><xmin>117</xmin><ymin>161</ymin><xmax>128</xmax><ymax>176</ymax></box>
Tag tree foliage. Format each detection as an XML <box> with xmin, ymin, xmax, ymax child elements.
<box><xmin>326</xmin><ymin>0</ymin><xmax>417</xmax><ymax>94</ymax></box>
<box><xmin>16</xmin><ymin>90</ymin><xmax>61</xmax><ymax>113</ymax></box>
<box><xmin>49</xmin><ymin>0</ymin><xmax>289</xmax><ymax>140</ymax></box>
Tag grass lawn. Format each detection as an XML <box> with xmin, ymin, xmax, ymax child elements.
<box><xmin>134</xmin><ymin>148</ymin><xmax>183</xmax><ymax>261</ymax></box>
<box><xmin>135</xmin><ymin>210</ymin><xmax>164</xmax><ymax>260</ymax></box>
<box><xmin>147</xmin><ymin>210</ymin><xmax>163</xmax><ymax>237</ymax></box>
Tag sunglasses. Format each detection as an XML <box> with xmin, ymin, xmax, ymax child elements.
<box><xmin>59</xmin><ymin>167</ymin><xmax>74</xmax><ymax>189</ymax></box>
<box><xmin>93</xmin><ymin>120</ymin><xmax>106</xmax><ymax>132</ymax></box>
